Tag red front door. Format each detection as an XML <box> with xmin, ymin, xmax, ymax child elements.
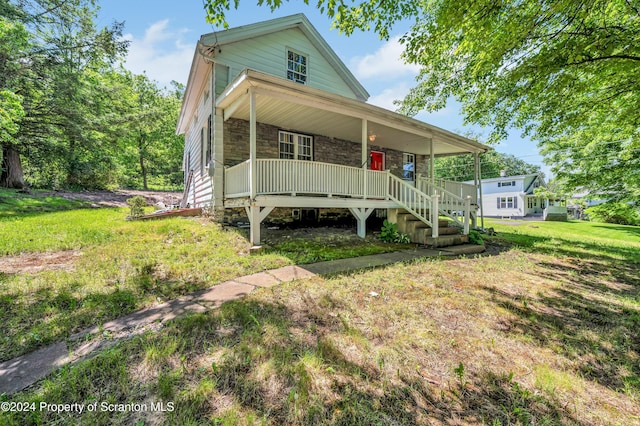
<box><xmin>370</xmin><ymin>151</ymin><xmax>385</xmax><ymax>171</ymax></box>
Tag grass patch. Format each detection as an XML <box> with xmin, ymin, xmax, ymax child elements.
<box><xmin>0</xmin><ymin>188</ymin><xmax>89</xmax><ymax>217</ymax></box>
<box><xmin>265</xmin><ymin>232</ymin><xmax>413</xmax><ymax>264</ymax></box>
<box><xmin>4</xmin><ymin>219</ymin><xmax>640</xmax><ymax>425</ymax></box>
<box><xmin>0</xmin><ymin>191</ymin><xmax>293</xmax><ymax>361</ymax></box>
<box><xmin>2</xmin><ymin>194</ymin><xmax>640</xmax><ymax>424</ymax></box>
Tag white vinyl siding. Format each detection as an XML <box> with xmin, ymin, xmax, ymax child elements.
<box><xmin>210</xmin><ymin>28</ymin><xmax>357</xmax><ymax>99</ymax></box>
<box><xmin>279</xmin><ymin>131</ymin><xmax>312</xmax><ymax>160</ymax></box>
<box><xmin>183</xmin><ymin>69</ymin><xmax>214</xmax><ymax>208</ymax></box>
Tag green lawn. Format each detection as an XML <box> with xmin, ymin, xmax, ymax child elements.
<box><xmin>1</xmin><ymin>196</ymin><xmax>639</xmax><ymax>425</ymax></box>
<box><xmin>0</xmin><ymin>190</ymin><xmax>410</xmax><ymax>362</ymax></box>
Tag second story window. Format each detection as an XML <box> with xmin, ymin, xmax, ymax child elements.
<box><xmin>287</xmin><ymin>50</ymin><xmax>307</xmax><ymax>84</ymax></box>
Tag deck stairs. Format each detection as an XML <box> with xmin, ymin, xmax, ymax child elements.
<box><xmin>389</xmin><ymin>209</ymin><xmax>470</xmax><ymax>248</ymax></box>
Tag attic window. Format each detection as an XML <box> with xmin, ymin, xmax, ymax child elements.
<box><xmin>287</xmin><ymin>50</ymin><xmax>307</xmax><ymax>84</ymax></box>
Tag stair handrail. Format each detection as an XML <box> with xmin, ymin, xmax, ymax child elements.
<box><xmin>417</xmin><ymin>178</ymin><xmax>471</xmax><ymax>231</ymax></box>
<box><xmin>387</xmin><ymin>174</ymin><xmax>436</xmax><ymax>235</ymax></box>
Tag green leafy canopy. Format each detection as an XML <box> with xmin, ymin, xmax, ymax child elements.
<box><xmin>203</xmin><ymin>0</ymin><xmax>640</xmax><ymax>202</ymax></box>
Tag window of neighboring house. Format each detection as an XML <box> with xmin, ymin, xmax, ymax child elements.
<box><xmin>498</xmin><ymin>196</ymin><xmax>517</xmax><ymax>209</ymax></box>
<box><xmin>287</xmin><ymin>50</ymin><xmax>307</xmax><ymax>84</ymax></box>
<box><xmin>279</xmin><ymin>131</ymin><xmax>313</xmax><ymax>160</ymax></box>
<box><xmin>402</xmin><ymin>153</ymin><xmax>415</xmax><ymax>181</ymax></box>
<box><xmin>498</xmin><ymin>181</ymin><xmax>516</xmax><ymax>187</ymax></box>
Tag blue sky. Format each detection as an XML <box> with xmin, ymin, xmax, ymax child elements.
<box><xmin>97</xmin><ymin>0</ymin><xmax>549</xmax><ymax>179</ymax></box>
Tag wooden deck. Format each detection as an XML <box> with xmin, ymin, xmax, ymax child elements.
<box><xmin>223</xmin><ymin>159</ymin><xmax>478</xmax><ymax>245</ymax></box>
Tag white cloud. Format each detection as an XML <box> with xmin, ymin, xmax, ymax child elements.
<box><xmin>122</xmin><ymin>20</ymin><xmax>194</xmax><ymax>86</ymax></box>
<box><xmin>350</xmin><ymin>36</ymin><xmax>420</xmax><ymax>81</ymax></box>
<box><xmin>367</xmin><ymin>83</ymin><xmax>454</xmax><ymax>123</ymax></box>
<box><xmin>367</xmin><ymin>82</ymin><xmax>412</xmax><ymax>111</ymax></box>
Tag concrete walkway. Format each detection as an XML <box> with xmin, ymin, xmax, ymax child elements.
<box><xmin>0</xmin><ymin>244</ymin><xmax>483</xmax><ymax>395</ymax></box>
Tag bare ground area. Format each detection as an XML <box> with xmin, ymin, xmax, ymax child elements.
<box><xmin>0</xmin><ymin>250</ymin><xmax>83</xmax><ymax>274</ymax></box>
<box><xmin>35</xmin><ymin>189</ymin><xmax>182</xmax><ymax>207</ymax></box>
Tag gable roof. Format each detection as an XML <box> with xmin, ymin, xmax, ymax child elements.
<box><xmin>176</xmin><ymin>14</ymin><xmax>370</xmax><ymax>134</ymax></box>
<box><xmin>201</xmin><ymin>14</ymin><xmax>369</xmax><ymax>101</ymax></box>
<box><xmin>475</xmin><ymin>173</ymin><xmax>541</xmax><ymax>184</ymax></box>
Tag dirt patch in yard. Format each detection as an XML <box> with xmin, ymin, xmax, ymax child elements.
<box><xmin>34</xmin><ymin>189</ymin><xmax>182</xmax><ymax>208</ymax></box>
<box><xmin>0</xmin><ymin>250</ymin><xmax>82</xmax><ymax>274</ymax></box>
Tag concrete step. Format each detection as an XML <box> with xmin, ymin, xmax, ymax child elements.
<box><xmin>412</xmin><ymin>226</ymin><xmax>460</xmax><ymax>244</ymax></box>
<box><xmin>438</xmin><ymin>226</ymin><xmax>460</xmax><ymax>235</ymax></box>
<box><xmin>439</xmin><ymin>243</ymin><xmax>486</xmax><ymax>256</ymax></box>
<box><xmin>396</xmin><ymin>213</ymin><xmax>420</xmax><ymax>234</ymax></box>
<box><xmin>425</xmin><ymin>233</ymin><xmax>470</xmax><ymax>248</ymax></box>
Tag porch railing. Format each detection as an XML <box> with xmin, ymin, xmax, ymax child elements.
<box><xmin>417</xmin><ymin>178</ymin><xmax>472</xmax><ymax>232</ymax></box>
<box><xmin>388</xmin><ymin>174</ymin><xmax>435</xmax><ymax>234</ymax></box>
<box><xmin>418</xmin><ymin>177</ymin><xmax>477</xmax><ymax>204</ymax></box>
<box><xmin>226</xmin><ymin>159</ymin><xmax>387</xmax><ymax>199</ymax></box>
<box><xmin>225</xmin><ymin>160</ymin><xmax>250</xmax><ymax>197</ymax></box>
<box><xmin>224</xmin><ymin>159</ymin><xmax>474</xmax><ymax>235</ymax></box>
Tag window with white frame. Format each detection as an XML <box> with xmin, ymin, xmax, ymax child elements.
<box><xmin>279</xmin><ymin>131</ymin><xmax>313</xmax><ymax>160</ymax></box>
<box><xmin>498</xmin><ymin>181</ymin><xmax>516</xmax><ymax>187</ymax></box>
<box><xmin>402</xmin><ymin>153</ymin><xmax>415</xmax><ymax>181</ymax></box>
<box><xmin>200</xmin><ymin>127</ymin><xmax>205</xmax><ymax>174</ymax></box>
<box><xmin>527</xmin><ymin>197</ymin><xmax>537</xmax><ymax>209</ymax></box>
<box><xmin>498</xmin><ymin>196</ymin><xmax>517</xmax><ymax>209</ymax></box>
<box><xmin>287</xmin><ymin>50</ymin><xmax>307</xmax><ymax>84</ymax></box>
<box><xmin>205</xmin><ymin>115</ymin><xmax>212</xmax><ymax>167</ymax></box>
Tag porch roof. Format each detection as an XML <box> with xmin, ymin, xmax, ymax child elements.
<box><xmin>216</xmin><ymin>69</ymin><xmax>490</xmax><ymax>157</ymax></box>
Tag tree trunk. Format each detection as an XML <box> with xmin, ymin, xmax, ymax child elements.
<box><xmin>138</xmin><ymin>134</ymin><xmax>148</xmax><ymax>190</ymax></box>
<box><xmin>140</xmin><ymin>154</ymin><xmax>148</xmax><ymax>190</ymax></box>
<box><xmin>0</xmin><ymin>145</ymin><xmax>25</xmax><ymax>189</ymax></box>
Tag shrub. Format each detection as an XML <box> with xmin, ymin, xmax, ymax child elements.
<box><xmin>586</xmin><ymin>202</ymin><xmax>640</xmax><ymax>226</ymax></box>
<box><xmin>126</xmin><ymin>196</ymin><xmax>147</xmax><ymax>219</ymax></box>
<box><xmin>380</xmin><ymin>220</ymin><xmax>410</xmax><ymax>243</ymax></box>
<box><xmin>468</xmin><ymin>229</ymin><xmax>484</xmax><ymax>245</ymax></box>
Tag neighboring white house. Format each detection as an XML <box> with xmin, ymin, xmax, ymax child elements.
<box><xmin>465</xmin><ymin>173</ymin><xmax>546</xmax><ymax>218</ymax></box>
<box><xmin>176</xmin><ymin>14</ymin><xmax>490</xmax><ymax>245</ymax></box>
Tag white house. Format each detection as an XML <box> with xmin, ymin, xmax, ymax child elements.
<box><xmin>176</xmin><ymin>14</ymin><xmax>490</xmax><ymax>246</ymax></box>
<box><xmin>466</xmin><ymin>173</ymin><xmax>546</xmax><ymax>218</ymax></box>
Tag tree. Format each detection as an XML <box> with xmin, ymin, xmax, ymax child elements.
<box><xmin>1</xmin><ymin>0</ymin><xmax>127</xmax><ymax>189</ymax></box>
<box><xmin>435</xmin><ymin>151</ymin><xmax>542</xmax><ymax>182</ymax></box>
<box><xmin>0</xmin><ymin>16</ymin><xmax>29</xmax><ymax>188</ymax></box>
<box><xmin>113</xmin><ymin>72</ymin><xmax>185</xmax><ymax>190</ymax></box>
<box><xmin>203</xmin><ymin>0</ymin><xmax>640</xmax><ymax>202</ymax></box>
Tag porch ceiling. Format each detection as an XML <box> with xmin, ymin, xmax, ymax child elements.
<box><xmin>216</xmin><ymin>70</ymin><xmax>489</xmax><ymax>157</ymax></box>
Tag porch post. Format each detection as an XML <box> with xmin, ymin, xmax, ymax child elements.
<box><xmin>464</xmin><ymin>196</ymin><xmax>471</xmax><ymax>235</ymax></box>
<box><xmin>472</xmin><ymin>152</ymin><xmax>479</xmax><ymax>229</ymax></box>
<box><xmin>249</xmin><ymin>88</ymin><xmax>257</xmax><ymax>200</ymax></box>
<box><xmin>429</xmin><ymin>137</ymin><xmax>435</xmax><ymax>186</ymax></box>
<box><xmin>475</xmin><ymin>152</ymin><xmax>485</xmax><ymax>230</ymax></box>
<box><xmin>431</xmin><ymin>193</ymin><xmax>439</xmax><ymax>238</ymax></box>
<box><xmin>349</xmin><ymin>207</ymin><xmax>375</xmax><ymax>239</ymax></box>
<box><xmin>246</xmin><ymin>206</ymin><xmax>274</xmax><ymax>246</ymax></box>
<box><xmin>361</xmin><ymin>119</ymin><xmax>368</xmax><ymax>199</ymax></box>
<box><xmin>212</xmin><ymin>108</ymin><xmax>224</xmax><ymax>216</ymax></box>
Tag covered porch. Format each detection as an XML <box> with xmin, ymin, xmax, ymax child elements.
<box><xmin>213</xmin><ymin>70</ymin><xmax>489</xmax><ymax>245</ymax></box>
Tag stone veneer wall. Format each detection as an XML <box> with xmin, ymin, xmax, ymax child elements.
<box><xmin>222</xmin><ymin>117</ymin><xmax>429</xmax><ymax>225</ymax></box>
<box><xmin>223</xmin><ymin>118</ymin><xmax>429</xmax><ymax>177</ymax></box>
